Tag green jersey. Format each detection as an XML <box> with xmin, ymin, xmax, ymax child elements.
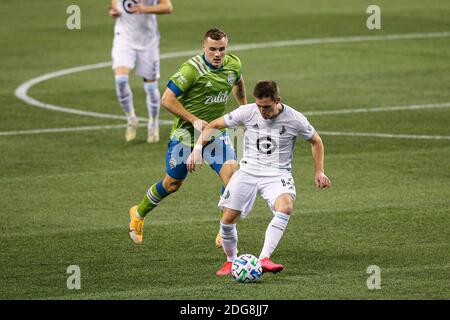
<box><xmin>167</xmin><ymin>53</ymin><xmax>242</xmax><ymax>145</ymax></box>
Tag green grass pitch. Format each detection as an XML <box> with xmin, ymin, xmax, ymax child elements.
<box><xmin>0</xmin><ymin>0</ymin><xmax>449</xmax><ymax>299</ymax></box>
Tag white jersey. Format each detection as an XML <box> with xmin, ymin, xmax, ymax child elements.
<box><xmin>224</xmin><ymin>103</ymin><xmax>315</xmax><ymax>176</ymax></box>
<box><xmin>114</xmin><ymin>0</ymin><xmax>160</xmax><ymax>49</ymax></box>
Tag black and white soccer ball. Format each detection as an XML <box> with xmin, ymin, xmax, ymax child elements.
<box><xmin>232</xmin><ymin>254</ymin><xmax>263</xmax><ymax>283</ymax></box>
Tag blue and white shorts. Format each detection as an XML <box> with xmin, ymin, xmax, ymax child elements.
<box><xmin>165</xmin><ymin>131</ymin><xmax>236</xmax><ymax>180</ymax></box>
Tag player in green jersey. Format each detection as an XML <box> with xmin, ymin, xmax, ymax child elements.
<box><xmin>128</xmin><ymin>28</ymin><xmax>247</xmax><ymax>245</ymax></box>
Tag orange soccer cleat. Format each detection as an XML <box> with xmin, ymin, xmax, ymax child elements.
<box><xmin>129</xmin><ymin>205</ymin><xmax>145</xmax><ymax>244</ymax></box>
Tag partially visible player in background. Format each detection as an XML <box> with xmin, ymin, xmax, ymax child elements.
<box><xmin>187</xmin><ymin>80</ymin><xmax>331</xmax><ymax>276</ymax></box>
<box><xmin>127</xmin><ymin>28</ymin><xmax>247</xmax><ymax>245</ymax></box>
<box><xmin>109</xmin><ymin>0</ymin><xmax>173</xmax><ymax>143</ymax></box>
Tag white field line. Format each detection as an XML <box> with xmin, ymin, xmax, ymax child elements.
<box><xmin>0</xmin><ymin>123</ymin><xmax>151</xmax><ymax>136</ymax></box>
<box><xmin>228</xmin><ymin>31</ymin><xmax>450</xmax><ymax>51</ymax></box>
<box><xmin>1</xmin><ymin>123</ymin><xmax>449</xmax><ymax>141</ymax></box>
<box><xmin>303</xmin><ymin>102</ymin><xmax>450</xmax><ymax>116</ymax></box>
<box><xmin>14</xmin><ymin>31</ymin><xmax>450</xmax><ymax>120</ymax></box>
<box><xmin>319</xmin><ymin>131</ymin><xmax>450</xmax><ymax>140</ymax></box>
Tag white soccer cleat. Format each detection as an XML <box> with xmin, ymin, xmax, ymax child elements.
<box><xmin>147</xmin><ymin>126</ymin><xmax>160</xmax><ymax>143</ymax></box>
<box><xmin>125</xmin><ymin>119</ymin><xmax>139</xmax><ymax>142</ymax></box>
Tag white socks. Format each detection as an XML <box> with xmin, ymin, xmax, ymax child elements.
<box><xmin>144</xmin><ymin>81</ymin><xmax>160</xmax><ymax>130</ymax></box>
<box><xmin>115</xmin><ymin>75</ymin><xmax>136</xmax><ymax>123</ymax></box>
<box><xmin>260</xmin><ymin>212</ymin><xmax>290</xmax><ymax>260</ymax></box>
<box><xmin>220</xmin><ymin>222</ymin><xmax>238</xmax><ymax>262</ymax></box>
<box><xmin>116</xmin><ymin>77</ymin><xmax>160</xmax><ymax>129</ymax></box>
<box><xmin>221</xmin><ymin>211</ymin><xmax>291</xmax><ymax>263</ymax></box>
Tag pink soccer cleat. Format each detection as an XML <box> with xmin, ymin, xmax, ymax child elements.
<box><xmin>260</xmin><ymin>257</ymin><xmax>284</xmax><ymax>273</ymax></box>
<box><xmin>216</xmin><ymin>261</ymin><xmax>232</xmax><ymax>276</ymax></box>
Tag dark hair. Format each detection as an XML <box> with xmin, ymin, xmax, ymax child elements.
<box><xmin>203</xmin><ymin>28</ymin><xmax>227</xmax><ymax>43</ymax></box>
<box><xmin>253</xmin><ymin>80</ymin><xmax>280</xmax><ymax>100</ymax></box>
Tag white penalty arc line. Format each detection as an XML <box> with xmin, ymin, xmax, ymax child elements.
<box><xmin>8</xmin><ymin>31</ymin><xmax>450</xmax><ymax>140</ymax></box>
<box><xmin>14</xmin><ymin>30</ymin><xmax>450</xmax><ymax>120</ymax></box>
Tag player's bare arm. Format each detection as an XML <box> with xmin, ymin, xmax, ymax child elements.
<box><xmin>109</xmin><ymin>0</ymin><xmax>121</xmax><ymax>17</ymax></box>
<box><xmin>161</xmin><ymin>88</ymin><xmax>208</xmax><ymax>130</ymax></box>
<box><xmin>187</xmin><ymin>117</ymin><xmax>228</xmax><ymax>173</ymax></box>
<box><xmin>232</xmin><ymin>77</ymin><xmax>247</xmax><ymax>105</ymax></box>
<box><xmin>308</xmin><ymin>131</ymin><xmax>331</xmax><ymax>189</ymax></box>
<box><xmin>130</xmin><ymin>0</ymin><xmax>174</xmax><ymax>14</ymax></box>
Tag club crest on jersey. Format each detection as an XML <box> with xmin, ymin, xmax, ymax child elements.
<box><xmin>122</xmin><ymin>0</ymin><xmax>138</xmax><ymax>14</ymax></box>
<box><xmin>227</xmin><ymin>73</ymin><xmax>235</xmax><ymax>86</ymax></box>
<box><xmin>279</xmin><ymin>125</ymin><xmax>286</xmax><ymax>135</ymax></box>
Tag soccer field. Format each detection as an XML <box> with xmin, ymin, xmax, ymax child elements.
<box><xmin>1</xmin><ymin>0</ymin><xmax>449</xmax><ymax>300</ymax></box>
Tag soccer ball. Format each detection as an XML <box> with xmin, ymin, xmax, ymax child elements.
<box><xmin>232</xmin><ymin>254</ymin><xmax>263</xmax><ymax>283</ymax></box>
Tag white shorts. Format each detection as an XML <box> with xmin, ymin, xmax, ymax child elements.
<box><xmin>112</xmin><ymin>40</ymin><xmax>160</xmax><ymax>80</ymax></box>
<box><xmin>218</xmin><ymin>170</ymin><xmax>296</xmax><ymax>218</ymax></box>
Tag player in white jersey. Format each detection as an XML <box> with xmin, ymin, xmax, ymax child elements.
<box><xmin>109</xmin><ymin>0</ymin><xmax>173</xmax><ymax>142</ymax></box>
<box><xmin>187</xmin><ymin>80</ymin><xmax>331</xmax><ymax>275</ymax></box>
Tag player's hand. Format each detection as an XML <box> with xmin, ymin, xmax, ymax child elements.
<box><xmin>186</xmin><ymin>148</ymin><xmax>203</xmax><ymax>173</ymax></box>
<box><xmin>315</xmin><ymin>172</ymin><xmax>331</xmax><ymax>189</ymax></box>
<box><xmin>192</xmin><ymin>119</ymin><xmax>209</xmax><ymax>131</ymax></box>
<box><xmin>129</xmin><ymin>0</ymin><xmax>146</xmax><ymax>14</ymax></box>
<box><xmin>109</xmin><ymin>6</ymin><xmax>121</xmax><ymax>18</ymax></box>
